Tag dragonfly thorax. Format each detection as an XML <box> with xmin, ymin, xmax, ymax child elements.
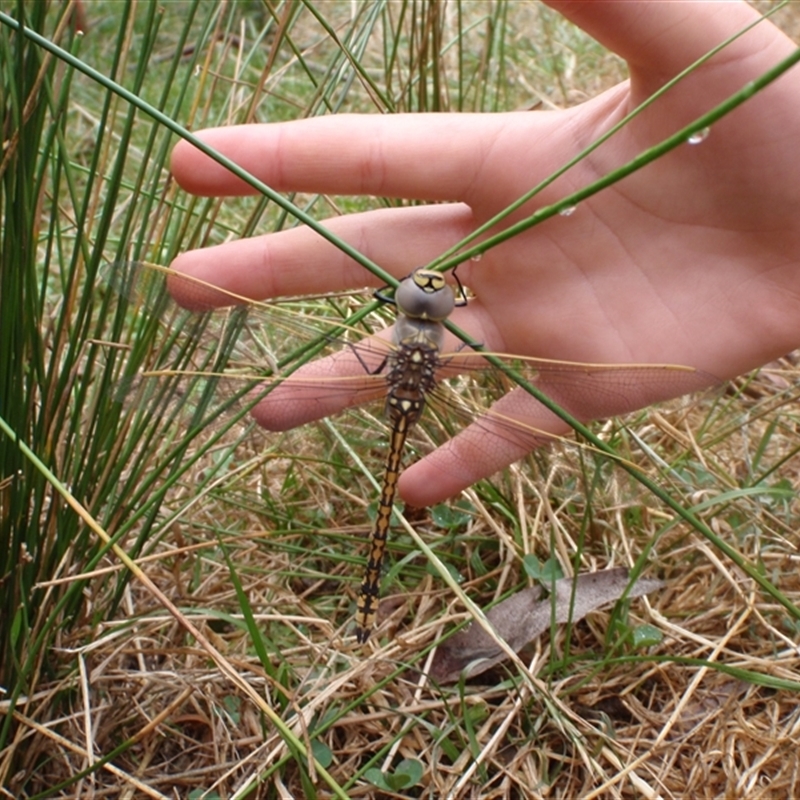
<box><xmin>384</xmin><ymin>340</ymin><xmax>439</xmax><ymax>426</ymax></box>
<box><xmin>393</xmin><ymin>313</ymin><xmax>446</xmax><ymax>352</ymax></box>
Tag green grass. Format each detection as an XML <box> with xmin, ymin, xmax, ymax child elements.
<box><xmin>1</xmin><ymin>1</ymin><xmax>800</xmax><ymax>798</ymax></box>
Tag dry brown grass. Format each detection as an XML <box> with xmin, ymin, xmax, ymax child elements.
<box><xmin>12</xmin><ymin>360</ymin><xmax>800</xmax><ymax>798</ymax></box>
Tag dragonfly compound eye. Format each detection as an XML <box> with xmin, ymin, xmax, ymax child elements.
<box><xmin>395</xmin><ymin>268</ymin><xmax>456</xmax><ymax>322</ymax></box>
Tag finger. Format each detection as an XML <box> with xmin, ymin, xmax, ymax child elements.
<box><xmin>398</xmin><ymin>390</ymin><xmax>571</xmax><ymax>507</ymax></box>
<box><xmin>167</xmin><ymin>204</ymin><xmax>474</xmax><ymax>309</ymax></box>
<box><xmin>548</xmin><ymin>1</ymin><xmax>786</xmax><ymax>79</ymax></box>
<box><xmin>550</xmin><ymin>0</ymin><xmax>797</xmax><ymax>153</ymax></box>
<box><xmin>170</xmin><ymin>112</ymin><xmax>561</xmax><ymax>203</ymax></box>
<box><xmin>398</xmin><ymin>360</ymin><xmax>720</xmax><ymax>507</ymax></box>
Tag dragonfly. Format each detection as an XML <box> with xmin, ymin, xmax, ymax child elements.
<box><xmin>353</xmin><ymin>268</ymin><xmax>457</xmax><ymax>642</ymax></box>
<box><xmin>111</xmin><ymin>261</ymin><xmax>716</xmax><ymax>644</ymax></box>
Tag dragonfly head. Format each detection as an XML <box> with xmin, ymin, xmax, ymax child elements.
<box><xmin>395</xmin><ymin>268</ymin><xmax>456</xmax><ymax>322</ymax></box>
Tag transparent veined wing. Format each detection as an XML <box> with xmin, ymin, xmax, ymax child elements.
<box><xmin>106</xmin><ymin>260</ymin><xmax>718</xmax><ymax>481</ymax></box>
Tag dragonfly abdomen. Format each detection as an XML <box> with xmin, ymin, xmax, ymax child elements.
<box><xmin>354</xmin><ymin>339</ymin><xmax>441</xmax><ymax>643</ymax></box>
<box><xmin>355</xmin><ymin>416</ymin><xmax>410</xmax><ymax>643</ymax></box>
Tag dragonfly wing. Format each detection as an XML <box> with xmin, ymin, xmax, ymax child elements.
<box><xmin>250</xmin><ymin>335</ymin><xmax>394</xmax><ymax>431</ymax></box>
<box><xmin>398</xmin><ymin>388</ymin><xmax>569</xmax><ymax>506</ymax></box>
<box><xmin>527</xmin><ymin>362</ymin><xmax>718</xmax><ymax>418</ymax></box>
<box><xmin>107</xmin><ymin>261</ymin><xmax>404</xmax><ymax>430</ymax></box>
<box><xmin>398</xmin><ymin>362</ymin><xmax>720</xmax><ymax>507</ymax></box>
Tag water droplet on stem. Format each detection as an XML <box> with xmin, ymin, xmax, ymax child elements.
<box><xmin>687</xmin><ymin>127</ymin><xmax>711</xmax><ymax>145</ymax></box>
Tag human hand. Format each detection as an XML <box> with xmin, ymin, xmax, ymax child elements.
<box><xmin>168</xmin><ymin>1</ymin><xmax>800</xmax><ymax>506</ymax></box>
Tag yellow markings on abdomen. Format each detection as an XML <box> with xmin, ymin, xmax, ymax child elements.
<box><xmin>354</xmin><ymin>416</ymin><xmax>411</xmax><ymax>643</ymax></box>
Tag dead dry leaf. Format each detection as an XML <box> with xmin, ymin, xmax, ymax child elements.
<box><xmin>429</xmin><ymin>568</ymin><xmax>663</xmax><ymax>683</ymax></box>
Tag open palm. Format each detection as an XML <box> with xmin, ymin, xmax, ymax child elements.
<box><xmin>167</xmin><ymin>1</ymin><xmax>800</xmax><ymax>505</ymax></box>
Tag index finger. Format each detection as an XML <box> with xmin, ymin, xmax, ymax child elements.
<box><xmin>170</xmin><ymin>112</ymin><xmax>562</xmax><ymax>203</ymax></box>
